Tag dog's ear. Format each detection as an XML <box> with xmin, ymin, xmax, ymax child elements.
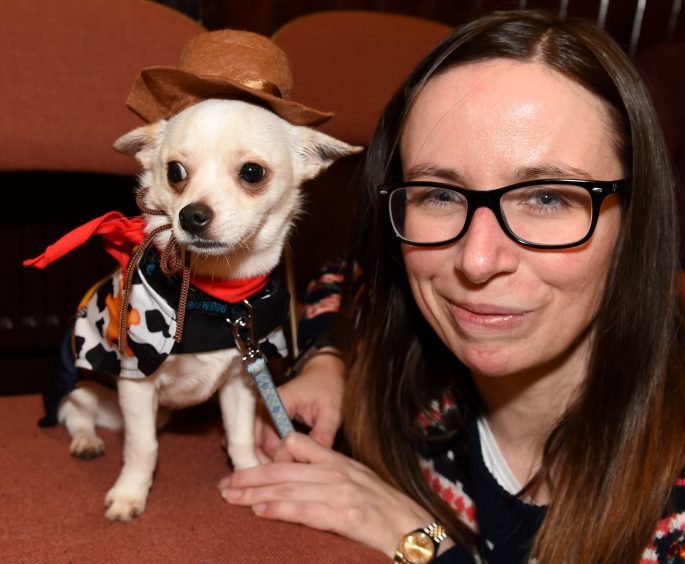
<box><xmin>113</xmin><ymin>121</ymin><xmax>166</xmax><ymax>167</ymax></box>
<box><xmin>292</xmin><ymin>127</ymin><xmax>363</xmax><ymax>181</ymax></box>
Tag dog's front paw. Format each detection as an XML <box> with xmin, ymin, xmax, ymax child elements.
<box><xmin>228</xmin><ymin>444</ymin><xmax>261</xmax><ymax>470</ymax></box>
<box><xmin>70</xmin><ymin>433</ymin><xmax>105</xmax><ymax>460</ymax></box>
<box><xmin>104</xmin><ymin>488</ymin><xmax>147</xmax><ymax>522</ymax></box>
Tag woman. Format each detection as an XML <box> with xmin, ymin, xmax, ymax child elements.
<box><xmin>220</xmin><ymin>10</ymin><xmax>685</xmax><ymax>562</ymax></box>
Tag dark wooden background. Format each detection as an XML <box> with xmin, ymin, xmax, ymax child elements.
<box><xmin>165</xmin><ymin>0</ymin><xmax>684</xmax><ymax>55</ymax></box>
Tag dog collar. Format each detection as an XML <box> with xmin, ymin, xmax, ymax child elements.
<box><xmin>190</xmin><ymin>271</ymin><xmax>269</xmax><ymax>303</ymax></box>
<box><xmin>139</xmin><ymin>246</ymin><xmax>289</xmax><ymax>355</ymax></box>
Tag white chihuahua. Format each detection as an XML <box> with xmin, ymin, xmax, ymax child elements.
<box><xmin>55</xmin><ymin>98</ymin><xmax>359</xmax><ymax>521</ymax></box>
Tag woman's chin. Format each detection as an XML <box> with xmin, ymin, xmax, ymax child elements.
<box><xmin>455</xmin><ymin>345</ymin><xmax>523</xmax><ymax>378</ymax></box>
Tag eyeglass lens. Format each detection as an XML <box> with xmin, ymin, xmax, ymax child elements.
<box><xmin>389</xmin><ymin>183</ymin><xmax>594</xmax><ymax>246</ymax></box>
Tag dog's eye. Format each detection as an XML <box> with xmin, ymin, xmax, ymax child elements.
<box><xmin>239</xmin><ymin>162</ymin><xmax>266</xmax><ymax>184</ymax></box>
<box><xmin>167</xmin><ymin>161</ymin><xmax>188</xmax><ymax>184</ymax></box>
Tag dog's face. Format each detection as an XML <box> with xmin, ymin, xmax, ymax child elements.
<box><xmin>115</xmin><ymin>99</ymin><xmax>361</xmax><ymax>278</ymax></box>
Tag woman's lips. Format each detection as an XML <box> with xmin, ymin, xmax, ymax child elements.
<box><xmin>451</xmin><ymin>302</ymin><xmax>529</xmax><ymax>330</ymax></box>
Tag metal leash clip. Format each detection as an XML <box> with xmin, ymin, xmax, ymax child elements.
<box><xmin>231</xmin><ymin>300</ymin><xmax>295</xmax><ymax>438</ymax></box>
<box><xmin>232</xmin><ymin>300</ymin><xmax>263</xmax><ymax>361</ymax></box>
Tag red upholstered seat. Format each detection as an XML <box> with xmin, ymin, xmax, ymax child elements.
<box><xmin>273</xmin><ymin>10</ymin><xmax>451</xmax><ymax>146</ymax></box>
<box><xmin>272</xmin><ymin>11</ymin><xmax>451</xmax><ymax>296</ymax></box>
<box><xmin>0</xmin><ymin>395</ymin><xmax>385</xmax><ymax>562</ymax></box>
<box><xmin>0</xmin><ymin>0</ymin><xmax>205</xmax><ymax>175</ymax></box>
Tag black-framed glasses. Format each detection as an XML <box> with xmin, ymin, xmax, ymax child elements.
<box><xmin>379</xmin><ymin>178</ymin><xmax>627</xmax><ymax>249</ymax></box>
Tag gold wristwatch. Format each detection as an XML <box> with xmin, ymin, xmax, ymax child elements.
<box><xmin>394</xmin><ymin>521</ymin><xmax>448</xmax><ymax>563</ymax></box>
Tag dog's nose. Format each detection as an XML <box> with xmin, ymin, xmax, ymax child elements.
<box><xmin>179</xmin><ymin>203</ymin><xmax>214</xmax><ymax>235</ymax></box>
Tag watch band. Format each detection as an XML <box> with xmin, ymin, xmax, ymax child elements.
<box><xmin>394</xmin><ymin>521</ymin><xmax>448</xmax><ymax>563</ymax></box>
<box><xmin>424</xmin><ymin>522</ymin><xmax>448</xmax><ymax>543</ymax></box>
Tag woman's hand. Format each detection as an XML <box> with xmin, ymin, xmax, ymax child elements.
<box><xmin>255</xmin><ymin>350</ymin><xmax>345</xmax><ymax>460</ymax></box>
<box><xmin>218</xmin><ymin>432</ymin><xmax>437</xmax><ymax>558</ymax></box>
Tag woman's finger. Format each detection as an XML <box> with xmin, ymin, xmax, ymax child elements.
<box><xmin>222</xmin><ymin>479</ymin><xmax>356</xmax><ymax>508</ymax></box>
<box><xmin>250</xmin><ymin>499</ymin><xmax>342</xmax><ymax>535</ymax></box>
<box><xmin>257</xmin><ymin>420</ymin><xmax>283</xmax><ymax>460</ymax></box>
<box><xmin>272</xmin><ymin>431</ymin><xmax>339</xmax><ymax>465</ymax></box>
<box><xmin>225</xmin><ymin>459</ymin><xmax>343</xmax><ymax>490</ymax></box>
<box><xmin>308</xmin><ymin>405</ymin><xmax>341</xmax><ymax>448</ymax></box>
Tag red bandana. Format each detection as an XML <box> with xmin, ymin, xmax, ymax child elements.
<box><xmin>24</xmin><ymin>212</ymin><xmax>269</xmax><ymax>303</ymax></box>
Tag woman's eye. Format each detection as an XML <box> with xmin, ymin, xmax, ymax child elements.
<box><xmin>418</xmin><ymin>188</ymin><xmax>461</xmax><ymax>207</ymax></box>
<box><xmin>239</xmin><ymin>162</ymin><xmax>267</xmax><ymax>184</ymax></box>
<box><xmin>522</xmin><ymin>188</ymin><xmax>577</xmax><ymax>213</ymax></box>
<box><xmin>429</xmin><ymin>189</ymin><xmax>458</xmax><ymax>203</ymax></box>
<box><xmin>532</xmin><ymin>190</ymin><xmax>562</xmax><ymax>207</ymax></box>
<box><xmin>167</xmin><ymin>161</ymin><xmax>188</xmax><ymax>184</ymax></box>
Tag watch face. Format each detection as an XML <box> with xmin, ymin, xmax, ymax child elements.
<box><xmin>400</xmin><ymin>531</ymin><xmax>435</xmax><ymax>563</ymax></box>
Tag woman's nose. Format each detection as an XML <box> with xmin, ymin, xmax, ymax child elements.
<box><xmin>455</xmin><ymin>207</ymin><xmax>518</xmax><ymax>284</ymax></box>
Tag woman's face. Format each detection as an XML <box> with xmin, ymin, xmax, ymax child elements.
<box><xmin>400</xmin><ymin>60</ymin><xmax>623</xmax><ymax>379</ymax></box>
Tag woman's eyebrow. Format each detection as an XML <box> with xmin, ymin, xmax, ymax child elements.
<box><xmin>404</xmin><ymin>163</ymin><xmax>466</xmax><ymax>184</ymax></box>
<box><xmin>515</xmin><ymin>164</ymin><xmax>593</xmax><ymax>180</ymax></box>
<box><xmin>404</xmin><ymin>163</ymin><xmax>595</xmax><ymax>185</ymax></box>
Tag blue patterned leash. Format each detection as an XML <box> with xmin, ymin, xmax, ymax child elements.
<box><xmin>232</xmin><ymin>300</ymin><xmax>295</xmax><ymax>438</ymax></box>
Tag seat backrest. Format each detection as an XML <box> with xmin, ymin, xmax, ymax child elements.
<box><xmin>0</xmin><ymin>0</ymin><xmax>205</xmax><ymax>390</ymax></box>
<box><xmin>0</xmin><ymin>0</ymin><xmax>205</xmax><ymax>175</ymax></box>
<box><xmin>273</xmin><ymin>10</ymin><xmax>451</xmax><ymax>147</ymax></box>
<box><xmin>273</xmin><ymin>11</ymin><xmax>451</xmax><ymax>296</ymax></box>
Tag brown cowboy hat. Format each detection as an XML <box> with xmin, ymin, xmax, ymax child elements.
<box><xmin>126</xmin><ymin>29</ymin><xmax>333</xmax><ymax>126</ymax></box>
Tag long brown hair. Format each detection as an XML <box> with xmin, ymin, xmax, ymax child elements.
<box><xmin>342</xmin><ymin>10</ymin><xmax>685</xmax><ymax>562</ymax></box>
